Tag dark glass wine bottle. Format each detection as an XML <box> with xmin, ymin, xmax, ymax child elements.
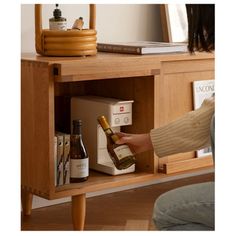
<box><xmin>70</xmin><ymin>120</ymin><xmax>89</xmax><ymax>183</ymax></box>
<box><xmin>97</xmin><ymin>116</ymin><xmax>136</xmax><ymax>170</ymax></box>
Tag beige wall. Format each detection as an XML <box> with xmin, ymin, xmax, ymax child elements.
<box><xmin>21</xmin><ymin>4</ymin><xmax>163</xmax><ymax>53</ymax></box>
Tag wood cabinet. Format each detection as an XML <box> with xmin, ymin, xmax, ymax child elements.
<box><xmin>21</xmin><ymin>52</ymin><xmax>214</xmax><ymax>230</ymax></box>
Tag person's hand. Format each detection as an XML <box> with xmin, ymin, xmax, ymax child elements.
<box><xmin>115</xmin><ymin>132</ymin><xmax>153</xmax><ymax>154</ymax></box>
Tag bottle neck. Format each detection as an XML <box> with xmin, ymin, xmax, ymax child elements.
<box><xmin>103</xmin><ymin>127</ymin><xmax>120</xmax><ymax>143</ymax></box>
<box><xmin>73</xmin><ymin>126</ymin><xmax>82</xmax><ymax>135</ymax></box>
<box><xmin>72</xmin><ymin>120</ymin><xmax>82</xmax><ymax>135</ymax></box>
<box><xmin>111</xmin><ymin>133</ymin><xmax>119</xmax><ymax>143</ymax></box>
<box><xmin>103</xmin><ymin>127</ymin><xmax>114</xmax><ymax>137</ymax></box>
<box><xmin>98</xmin><ymin>116</ymin><xmax>110</xmax><ymax>131</ymax></box>
<box><xmin>98</xmin><ymin>116</ymin><xmax>120</xmax><ymax>143</ymax></box>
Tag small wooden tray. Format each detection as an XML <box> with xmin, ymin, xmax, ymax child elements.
<box><xmin>35</xmin><ymin>4</ymin><xmax>97</xmax><ymax>56</ymax></box>
<box><xmin>159</xmin><ymin>155</ymin><xmax>214</xmax><ymax>174</ymax></box>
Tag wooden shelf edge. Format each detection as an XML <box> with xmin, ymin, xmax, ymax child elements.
<box><xmin>53</xmin><ymin>171</ymin><xmax>155</xmax><ymax>198</ymax></box>
<box><xmin>47</xmin><ymin>166</ymin><xmax>214</xmax><ymax>200</ymax></box>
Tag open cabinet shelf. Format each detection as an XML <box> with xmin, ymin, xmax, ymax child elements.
<box><xmin>21</xmin><ymin>52</ymin><xmax>214</xmax><ymax>230</ymax></box>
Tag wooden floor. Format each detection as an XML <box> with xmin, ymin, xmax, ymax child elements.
<box><xmin>21</xmin><ymin>173</ymin><xmax>214</xmax><ymax>231</ymax></box>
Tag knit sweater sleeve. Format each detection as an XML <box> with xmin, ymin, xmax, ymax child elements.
<box><xmin>150</xmin><ymin>97</ymin><xmax>215</xmax><ymax>157</ymax></box>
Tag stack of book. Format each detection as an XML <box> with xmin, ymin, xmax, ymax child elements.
<box><xmin>54</xmin><ymin>132</ymin><xmax>70</xmax><ymax>186</ymax></box>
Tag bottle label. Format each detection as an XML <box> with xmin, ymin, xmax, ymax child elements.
<box><xmin>49</xmin><ymin>21</ymin><xmax>67</xmax><ymax>31</ymax></box>
<box><xmin>113</xmin><ymin>145</ymin><xmax>133</xmax><ymax>160</ymax></box>
<box><xmin>70</xmin><ymin>158</ymin><xmax>89</xmax><ymax>178</ymax></box>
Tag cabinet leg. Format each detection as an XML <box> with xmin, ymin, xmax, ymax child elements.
<box><xmin>71</xmin><ymin>194</ymin><xmax>86</xmax><ymax>230</ymax></box>
<box><xmin>21</xmin><ymin>189</ymin><xmax>33</xmax><ymax>216</ymax></box>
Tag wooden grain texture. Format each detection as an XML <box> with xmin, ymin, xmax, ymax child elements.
<box><xmin>125</xmin><ymin>220</ymin><xmax>149</xmax><ymax>230</ymax></box>
<box><xmin>21</xmin><ymin>51</ymin><xmax>215</xmax><ymax>63</ymax></box>
<box><xmin>43</xmin><ymin>49</ymin><xmax>97</xmax><ymax>57</ymax></box>
<box><xmin>44</xmin><ymin>36</ymin><xmax>96</xmax><ymax>43</ymax></box>
<box><xmin>53</xmin><ymin>56</ymin><xmax>161</xmax><ymax>81</ymax></box>
<box><xmin>21</xmin><ymin>52</ymin><xmax>214</xmax><ymax>82</ymax></box>
<box><xmin>155</xmin><ymin>60</ymin><xmax>214</xmax><ymax>167</ymax></box>
<box><xmin>34</xmin><ymin>4</ymin><xmax>42</xmax><ymax>54</ymax></box>
<box><xmin>72</xmin><ymin>194</ymin><xmax>86</xmax><ymax>230</ymax></box>
<box><xmin>43</xmin><ymin>29</ymin><xmax>97</xmax><ymax>37</ymax></box>
<box><xmin>89</xmin><ymin>4</ymin><xmax>96</xmax><ymax>29</ymax></box>
<box><xmin>21</xmin><ymin>51</ymin><xmax>215</xmax><ymax>236</ymax></box>
<box><xmin>21</xmin><ymin>173</ymin><xmax>214</xmax><ymax>231</ymax></box>
<box><xmin>21</xmin><ymin>60</ymin><xmax>55</xmax><ymax>198</ymax></box>
<box><xmin>21</xmin><ymin>52</ymin><xmax>215</xmax><ymax>200</ymax></box>
<box><xmin>54</xmin><ymin>54</ymin><xmax>213</xmax><ymax>82</ymax></box>
<box><xmin>84</xmin><ymin>76</ymin><xmax>155</xmax><ymax>173</ymax></box>
<box><xmin>53</xmin><ymin>167</ymin><xmax>214</xmax><ymax>199</ymax></box>
<box><xmin>162</xmin><ymin>58</ymin><xmax>214</xmax><ymax>74</ymax></box>
<box><xmin>163</xmin><ymin>156</ymin><xmax>214</xmax><ymax>174</ymax></box>
<box><xmin>21</xmin><ymin>189</ymin><xmax>33</xmax><ymax>216</ymax></box>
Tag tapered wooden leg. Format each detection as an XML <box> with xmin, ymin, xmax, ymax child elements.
<box><xmin>72</xmin><ymin>194</ymin><xmax>86</xmax><ymax>230</ymax></box>
<box><xmin>21</xmin><ymin>189</ymin><xmax>33</xmax><ymax>216</ymax></box>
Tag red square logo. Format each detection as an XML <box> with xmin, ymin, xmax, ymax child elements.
<box><xmin>120</xmin><ymin>106</ymin><xmax>124</xmax><ymax>112</ymax></box>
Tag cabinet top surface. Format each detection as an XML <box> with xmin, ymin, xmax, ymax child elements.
<box><xmin>21</xmin><ymin>52</ymin><xmax>214</xmax><ymax>82</ymax></box>
<box><xmin>21</xmin><ymin>51</ymin><xmax>214</xmax><ymax>64</ymax></box>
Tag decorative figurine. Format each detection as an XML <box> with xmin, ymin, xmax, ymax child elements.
<box><xmin>72</xmin><ymin>17</ymin><xmax>84</xmax><ymax>30</ymax></box>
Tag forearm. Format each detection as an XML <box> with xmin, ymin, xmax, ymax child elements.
<box><xmin>150</xmin><ymin>98</ymin><xmax>215</xmax><ymax>157</ymax></box>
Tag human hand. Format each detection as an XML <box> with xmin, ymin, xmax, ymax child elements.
<box><xmin>115</xmin><ymin>132</ymin><xmax>153</xmax><ymax>154</ymax></box>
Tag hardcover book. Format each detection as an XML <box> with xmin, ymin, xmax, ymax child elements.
<box><xmin>97</xmin><ymin>41</ymin><xmax>188</xmax><ymax>55</ymax></box>
<box><xmin>54</xmin><ymin>136</ymin><xmax>57</xmax><ymax>186</ymax></box>
<box><xmin>63</xmin><ymin>134</ymin><xmax>70</xmax><ymax>185</ymax></box>
<box><xmin>192</xmin><ymin>79</ymin><xmax>215</xmax><ymax>157</ymax></box>
<box><xmin>55</xmin><ymin>132</ymin><xmax>71</xmax><ymax>186</ymax></box>
<box><xmin>55</xmin><ymin>133</ymin><xmax>64</xmax><ymax>186</ymax></box>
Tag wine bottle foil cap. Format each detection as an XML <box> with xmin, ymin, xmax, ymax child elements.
<box><xmin>97</xmin><ymin>116</ymin><xmax>109</xmax><ymax>130</ymax></box>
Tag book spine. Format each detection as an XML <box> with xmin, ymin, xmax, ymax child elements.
<box><xmin>56</xmin><ymin>133</ymin><xmax>64</xmax><ymax>186</ymax></box>
<box><xmin>63</xmin><ymin>134</ymin><xmax>70</xmax><ymax>185</ymax></box>
<box><xmin>97</xmin><ymin>44</ymin><xmax>141</xmax><ymax>54</ymax></box>
<box><xmin>54</xmin><ymin>136</ymin><xmax>57</xmax><ymax>186</ymax></box>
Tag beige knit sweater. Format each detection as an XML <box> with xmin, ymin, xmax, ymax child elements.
<box><xmin>150</xmin><ymin>97</ymin><xmax>215</xmax><ymax>157</ymax></box>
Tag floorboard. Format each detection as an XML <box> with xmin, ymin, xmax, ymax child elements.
<box><xmin>21</xmin><ymin>173</ymin><xmax>214</xmax><ymax>230</ymax></box>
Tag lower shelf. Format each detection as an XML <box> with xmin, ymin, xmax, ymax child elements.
<box><xmin>55</xmin><ymin>170</ymin><xmax>155</xmax><ymax>198</ymax></box>
<box><xmin>53</xmin><ymin>166</ymin><xmax>214</xmax><ymax>200</ymax></box>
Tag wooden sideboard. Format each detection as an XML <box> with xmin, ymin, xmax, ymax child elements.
<box><xmin>21</xmin><ymin>51</ymin><xmax>214</xmax><ymax>230</ymax></box>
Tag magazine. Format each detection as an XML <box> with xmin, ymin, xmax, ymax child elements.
<box><xmin>192</xmin><ymin>79</ymin><xmax>215</xmax><ymax>157</ymax></box>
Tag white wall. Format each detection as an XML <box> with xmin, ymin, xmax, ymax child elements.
<box><xmin>21</xmin><ymin>4</ymin><xmax>163</xmax><ymax>53</ymax></box>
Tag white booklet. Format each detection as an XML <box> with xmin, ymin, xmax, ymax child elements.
<box><xmin>192</xmin><ymin>79</ymin><xmax>215</xmax><ymax>157</ymax></box>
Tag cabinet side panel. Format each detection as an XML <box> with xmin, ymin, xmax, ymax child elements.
<box><xmin>157</xmin><ymin>59</ymin><xmax>214</xmax><ymax>167</ymax></box>
<box><xmin>131</xmin><ymin>76</ymin><xmax>155</xmax><ymax>173</ymax></box>
<box><xmin>21</xmin><ymin>61</ymin><xmax>54</xmax><ymax>198</ymax></box>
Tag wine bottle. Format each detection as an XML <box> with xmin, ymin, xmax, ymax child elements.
<box><xmin>97</xmin><ymin>116</ymin><xmax>136</xmax><ymax>170</ymax></box>
<box><xmin>70</xmin><ymin>120</ymin><xmax>89</xmax><ymax>183</ymax></box>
